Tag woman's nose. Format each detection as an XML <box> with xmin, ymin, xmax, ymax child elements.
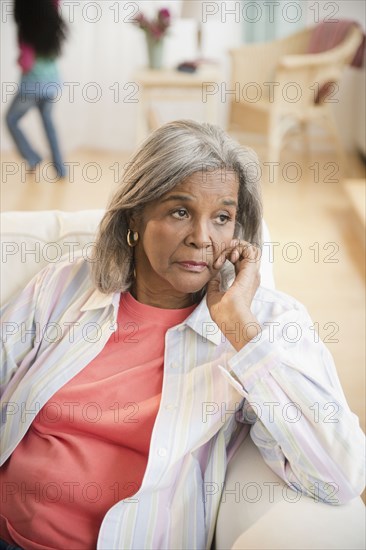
<box><xmin>184</xmin><ymin>220</ymin><xmax>212</xmax><ymax>250</ymax></box>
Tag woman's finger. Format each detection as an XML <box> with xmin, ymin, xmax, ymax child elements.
<box><xmin>213</xmin><ymin>240</ymin><xmax>260</xmax><ymax>269</ymax></box>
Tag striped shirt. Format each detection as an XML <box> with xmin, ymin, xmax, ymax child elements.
<box><xmin>1</xmin><ymin>255</ymin><xmax>365</xmax><ymax>550</ymax></box>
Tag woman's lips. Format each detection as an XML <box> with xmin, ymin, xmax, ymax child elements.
<box><xmin>176</xmin><ymin>261</ymin><xmax>208</xmax><ymax>273</ymax></box>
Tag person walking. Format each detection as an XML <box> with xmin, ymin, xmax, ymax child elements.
<box><xmin>6</xmin><ymin>0</ymin><xmax>67</xmax><ymax>178</ymax></box>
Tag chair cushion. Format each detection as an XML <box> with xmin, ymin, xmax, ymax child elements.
<box><xmin>307</xmin><ymin>20</ymin><xmax>365</xmax><ymax>103</ymax></box>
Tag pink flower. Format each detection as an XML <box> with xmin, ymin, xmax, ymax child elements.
<box><xmin>158</xmin><ymin>8</ymin><xmax>170</xmax><ymax>21</ymax></box>
<box><xmin>150</xmin><ymin>24</ymin><xmax>163</xmax><ymax>39</ymax></box>
<box><xmin>132</xmin><ymin>7</ymin><xmax>171</xmax><ymax>40</ymax></box>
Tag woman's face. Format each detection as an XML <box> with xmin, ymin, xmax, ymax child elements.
<box><xmin>130</xmin><ymin>169</ymin><xmax>239</xmax><ymax>307</ymax></box>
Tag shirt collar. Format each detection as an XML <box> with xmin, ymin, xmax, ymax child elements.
<box><xmin>184</xmin><ymin>294</ymin><xmax>223</xmax><ymax>346</ymax></box>
<box><xmin>80</xmin><ymin>289</ymin><xmax>222</xmax><ymax>346</ymax></box>
<box><xmin>80</xmin><ymin>288</ymin><xmax>119</xmax><ymax>311</ymax></box>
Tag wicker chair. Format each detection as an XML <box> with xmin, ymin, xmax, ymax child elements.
<box><xmin>227</xmin><ymin>25</ymin><xmax>364</xmax><ymax>179</ymax></box>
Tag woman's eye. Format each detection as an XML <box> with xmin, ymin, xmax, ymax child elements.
<box><xmin>172</xmin><ymin>209</ymin><xmax>188</xmax><ymax>219</ymax></box>
<box><xmin>217</xmin><ymin>214</ymin><xmax>230</xmax><ymax>224</ymax></box>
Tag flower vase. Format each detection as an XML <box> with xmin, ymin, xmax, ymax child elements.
<box><xmin>146</xmin><ymin>35</ymin><xmax>164</xmax><ymax>69</ymax></box>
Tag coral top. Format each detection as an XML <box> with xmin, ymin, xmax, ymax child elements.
<box><xmin>0</xmin><ymin>292</ymin><xmax>196</xmax><ymax>550</ymax></box>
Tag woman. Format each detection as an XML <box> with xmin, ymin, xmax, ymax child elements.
<box><xmin>6</xmin><ymin>0</ymin><xmax>67</xmax><ymax>178</ymax></box>
<box><xmin>1</xmin><ymin>120</ymin><xmax>364</xmax><ymax>550</ymax></box>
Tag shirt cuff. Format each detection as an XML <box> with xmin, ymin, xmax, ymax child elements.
<box><xmin>221</xmin><ymin>327</ymin><xmax>287</xmax><ymax>395</ymax></box>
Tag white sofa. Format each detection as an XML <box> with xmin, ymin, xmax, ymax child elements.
<box><xmin>1</xmin><ymin>210</ymin><xmax>365</xmax><ymax>550</ymax></box>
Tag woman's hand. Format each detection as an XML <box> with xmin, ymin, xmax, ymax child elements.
<box><xmin>206</xmin><ymin>239</ymin><xmax>262</xmax><ymax>351</ymax></box>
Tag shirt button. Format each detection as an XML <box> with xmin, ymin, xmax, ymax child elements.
<box><xmin>157</xmin><ymin>447</ymin><xmax>167</xmax><ymax>457</ymax></box>
<box><xmin>165</xmin><ymin>403</ymin><xmax>176</xmax><ymax>411</ymax></box>
<box><xmin>177</xmin><ymin>325</ymin><xmax>185</xmax><ymax>332</ymax></box>
<box><xmin>170</xmin><ymin>363</ymin><xmax>179</xmax><ymax>368</ymax></box>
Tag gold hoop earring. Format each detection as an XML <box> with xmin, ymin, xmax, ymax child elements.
<box><xmin>127</xmin><ymin>229</ymin><xmax>139</xmax><ymax>247</ymax></box>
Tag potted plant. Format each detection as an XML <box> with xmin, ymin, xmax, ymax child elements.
<box><xmin>133</xmin><ymin>8</ymin><xmax>171</xmax><ymax>69</ymax></box>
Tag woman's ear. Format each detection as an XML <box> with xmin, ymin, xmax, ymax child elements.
<box><xmin>127</xmin><ymin>212</ymin><xmax>138</xmax><ymax>232</ymax></box>
<box><xmin>128</xmin><ymin>206</ymin><xmax>145</xmax><ymax>232</ymax></box>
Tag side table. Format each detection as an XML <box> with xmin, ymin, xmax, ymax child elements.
<box><xmin>133</xmin><ymin>66</ymin><xmax>222</xmax><ymax>143</ymax></box>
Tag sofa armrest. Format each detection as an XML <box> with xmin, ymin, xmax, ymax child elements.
<box><xmin>215</xmin><ymin>435</ymin><xmax>365</xmax><ymax>550</ymax></box>
<box><xmin>0</xmin><ymin>209</ymin><xmax>105</xmax><ymax>305</ymax></box>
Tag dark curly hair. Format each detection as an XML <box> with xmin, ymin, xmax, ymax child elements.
<box><xmin>14</xmin><ymin>0</ymin><xmax>67</xmax><ymax>57</ymax></box>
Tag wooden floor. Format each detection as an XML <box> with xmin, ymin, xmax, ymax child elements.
<box><xmin>1</xmin><ymin>144</ymin><xmax>365</xmax><ymax>439</ymax></box>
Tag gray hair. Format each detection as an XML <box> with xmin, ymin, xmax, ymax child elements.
<box><xmin>91</xmin><ymin>119</ymin><xmax>263</xmax><ymax>294</ymax></box>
